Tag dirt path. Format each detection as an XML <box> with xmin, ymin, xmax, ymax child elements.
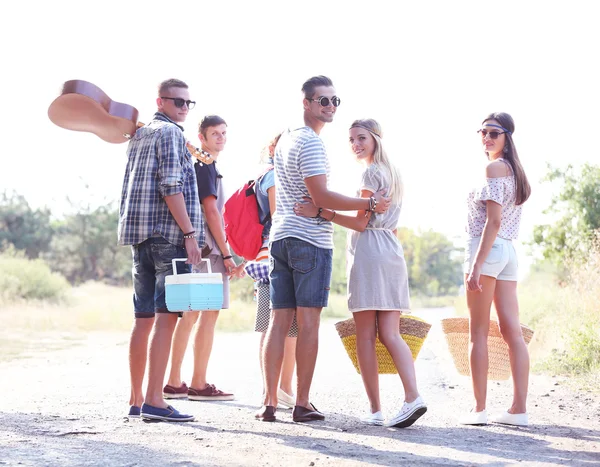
<box><xmin>1</xmin><ymin>308</ymin><xmax>599</xmax><ymax>466</ymax></box>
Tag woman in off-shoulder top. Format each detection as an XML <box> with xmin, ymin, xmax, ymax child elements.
<box><xmin>460</xmin><ymin>112</ymin><xmax>532</xmax><ymax>427</ymax></box>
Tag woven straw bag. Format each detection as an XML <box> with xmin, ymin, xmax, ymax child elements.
<box><xmin>441</xmin><ymin>317</ymin><xmax>534</xmax><ymax>380</ymax></box>
<box><xmin>334</xmin><ymin>315</ymin><xmax>432</xmax><ymax>374</ymax></box>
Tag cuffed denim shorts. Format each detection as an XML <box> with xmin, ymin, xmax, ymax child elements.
<box><xmin>463</xmin><ymin>236</ymin><xmax>518</xmax><ymax>281</ymax></box>
<box><xmin>132</xmin><ymin>236</ymin><xmax>191</xmax><ymax>318</ymax></box>
<box><xmin>270</xmin><ymin>237</ymin><xmax>333</xmax><ymax>309</ymax></box>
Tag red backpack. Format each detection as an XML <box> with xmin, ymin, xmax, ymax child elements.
<box><xmin>223</xmin><ymin>167</ymin><xmax>274</xmax><ymax>261</ymax></box>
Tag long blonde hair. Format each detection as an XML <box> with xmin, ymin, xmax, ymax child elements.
<box><xmin>350</xmin><ymin>119</ymin><xmax>403</xmax><ymax>204</ymax></box>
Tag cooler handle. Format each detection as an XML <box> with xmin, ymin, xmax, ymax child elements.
<box><xmin>172</xmin><ymin>258</ymin><xmax>212</xmax><ymax>275</ymax></box>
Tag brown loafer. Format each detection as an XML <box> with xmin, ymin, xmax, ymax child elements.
<box><xmin>255</xmin><ymin>405</ymin><xmax>276</xmax><ymax>422</ymax></box>
<box><xmin>292</xmin><ymin>403</ymin><xmax>325</xmax><ymax>422</ymax></box>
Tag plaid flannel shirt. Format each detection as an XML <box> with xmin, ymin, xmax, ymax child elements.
<box><xmin>244</xmin><ymin>260</ymin><xmax>270</xmax><ymax>285</ymax></box>
<box><xmin>118</xmin><ymin>112</ymin><xmax>204</xmax><ymax>247</ymax></box>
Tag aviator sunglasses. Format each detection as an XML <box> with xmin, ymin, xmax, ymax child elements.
<box><xmin>307</xmin><ymin>96</ymin><xmax>341</xmax><ymax>107</ymax></box>
<box><xmin>161</xmin><ymin>97</ymin><xmax>196</xmax><ymax>109</ymax></box>
<box><xmin>477</xmin><ymin>129</ymin><xmax>506</xmax><ymax>139</ymax></box>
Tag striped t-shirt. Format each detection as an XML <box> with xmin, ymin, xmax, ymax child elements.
<box><xmin>270</xmin><ymin>126</ymin><xmax>333</xmax><ymax>249</ymax></box>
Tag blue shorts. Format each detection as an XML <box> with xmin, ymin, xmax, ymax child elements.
<box><xmin>132</xmin><ymin>236</ymin><xmax>191</xmax><ymax>318</ymax></box>
<box><xmin>269</xmin><ymin>237</ymin><xmax>333</xmax><ymax>309</ymax></box>
<box><xmin>463</xmin><ymin>236</ymin><xmax>518</xmax><ymax>281</ymax></box>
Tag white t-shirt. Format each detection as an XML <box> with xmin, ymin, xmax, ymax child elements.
<box><xmin>270</xmin><ymin>126</ymin><xmax>333</xmax><ymax>249</ymax></box>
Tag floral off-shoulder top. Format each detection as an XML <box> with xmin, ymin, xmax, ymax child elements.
<box><xmin>466</xmin><ymin>159</ymin><xmax>522</xmax><ymax>240</ymax></box>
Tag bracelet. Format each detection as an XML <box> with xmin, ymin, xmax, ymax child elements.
<box><xmin>314</xmin><ymin>207</ymin><xmax>323</xmax><ymax>219</ymax></box>
<box><xmin>366</xmin><ymin>196</ymin><xmax>377</xmax><ymax>212</ymax></box>
<box><xmin>183</xmin><ymin>232</ymin><xmax>196</xmax><ymax>239</ymax></box>
<box><xmin>330</xmin><ymin>210</ymin><xmax>337</xmax><ymax>222</ymax></box>
<box><xmin>222</xmin><ymin>255</ymin><xmax>233</xmax><ymax>260</ymax></box>
<box><xmin>183</xmin><ymin>230</ymin><xmax>195</xmax><ymax>236</ymax></box>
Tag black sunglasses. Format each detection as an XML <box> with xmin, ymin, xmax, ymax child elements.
<box><xmin>161</xmin><ymin>97</ymin><xmax>196</xmax><ymax>109</ymax></box>
<box><xmin>477</xmin><ymin>129</ymin><xmax>506</xmax><ymax>139</ymax></box>
<box><xmin>307</xmin><ymin>96</ymin><xmax>341</xmax><ymax>107</ymax></box>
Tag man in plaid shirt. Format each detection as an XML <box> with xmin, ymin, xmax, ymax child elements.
<box><xmin>118</xmin><ymin>78</ymin><xmax>204</xmax><ymax>422</ymax></box>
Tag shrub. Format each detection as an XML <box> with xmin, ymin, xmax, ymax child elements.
<box><xmin>0</xmin><ymin>250</ymin><xmax>70</xmax><ymax>304</ymax></box>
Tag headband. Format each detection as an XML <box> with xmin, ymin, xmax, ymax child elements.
<box><xmin>350</xmin><ymin>124</ymin><xmax>382</xmax><ymax>138</ymax></box>
<box><xmin>484</xmin><ymin>123</ymin><xmax>512</xmax><ymax>135</ymax></box>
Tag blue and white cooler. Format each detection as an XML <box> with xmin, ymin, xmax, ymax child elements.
<box><xmin>165</xmin><ymin>258</ymin><xmax>223</xmax><ymax>312</ymax></box>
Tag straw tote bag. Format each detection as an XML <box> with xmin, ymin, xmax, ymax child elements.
<box><xmin>442</xmin><ymin>317</ymin><xmax>534</xmax><ymax>380</ymax></box>
<box><xmin>335</xmin><ymin>315</ymin><xmax>431</xmax><ymax>374</ymax></box>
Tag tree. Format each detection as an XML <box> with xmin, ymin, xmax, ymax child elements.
<box><xmin>329</xmin><ymin>224</ymin><xmax>462</xmax><ymax>297</ymax></box>
<box><xmin>0</xmin><ymin>191</ymin><xmax>53</xmax><ymax>259</ymax></box>
<box><xmin>398</xmin><ymin>227</ymin><xmax>463</xmax><ymax>296</ymax></box>
<box><xmin>532</xmin><ymin>164</ymin><xmax>600</xmax><ymax>265</ymax></box>
<box><xmin>44</xmin><ymin>199</ymin><xmax>131</xmax><ymax>285</ymax></box>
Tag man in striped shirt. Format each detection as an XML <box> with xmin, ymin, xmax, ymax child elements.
<box><xmin>257</xmin><ymin>75</ymin><xmax>391</xmax><ymax>423</ymax></box>
<box><xmin>118</xmin><ymin>78</ymin><xmax>203</xmax><ymax>422</ymax></box>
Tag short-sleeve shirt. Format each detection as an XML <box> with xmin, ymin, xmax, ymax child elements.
<box><xmin>360</xmin><ymin>164</ymin><xmax>401</xmax><ymax>230</ymax></box>
<box><xmin>270</xmin><ymin>127</ymin><xmax>333</xmax><ymax>249</ymax></box>
<box><xmin>118</xmin><ymin>112</ymin><xmax>203</xmax><ymax>247</ymax></box>
<box><xmin>195</xmin><ymin>160</ymin><xmax>225</xmax><ymax>255</ymax></box>
<box><xmin>466</xmin><ymin>160</ymin><xmax>522</xmax><ymax>240</ymax></box>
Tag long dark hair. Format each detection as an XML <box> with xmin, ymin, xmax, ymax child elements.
<box><xmin>482</xmin><ymin>112</ymin><xmax>531</xmax><ymax>205</ymax></box>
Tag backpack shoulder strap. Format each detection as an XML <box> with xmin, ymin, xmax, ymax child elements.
<box><xmin>256</xmin><ymin>165</ymin><xmax>275</xmax><ymax>225</ymax></box>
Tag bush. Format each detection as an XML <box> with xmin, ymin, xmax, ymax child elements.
<box><xmin>0</xmin><ymin>250</ymin><xmax>70</xmax><ymax>304</ymax></box>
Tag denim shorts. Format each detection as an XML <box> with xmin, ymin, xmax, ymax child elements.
<box><xmin>463</xmin><ymin>236</ymin><xmax>518</xmax><ymax>281</ymax></box>
<box><xmin>270</xmin><ymin>237</ymin><xmax>333</xmax><ymax>309</ymax></box>
<box><xmin>132</xmin><ymin>236</ymin><xmax>191</xmax><ymax>318</ymax></box>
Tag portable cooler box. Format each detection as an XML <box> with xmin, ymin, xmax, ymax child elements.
<box><xmin>165</xmin><ymin>258</ymin><xmax>223</xmax><ymax>312</ymax></box>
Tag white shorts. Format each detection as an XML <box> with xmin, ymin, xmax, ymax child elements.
<box><xmin>463</xmin><ymin>237</ymin><xmax>518</xmax><ymax>281</ymax></box>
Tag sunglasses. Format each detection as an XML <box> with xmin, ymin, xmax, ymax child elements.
<box><xmin>161</xmin><ymin>97</ymin><xmax>196</xmax><ymax>109</ymax></box>
<box><xmin>478</xmin><ymin>129</ymin><xmax>506</xmax><ymax>139</ymax></box>
<box><xmin>307</xmin><ymin>96</ymin><xmax>341</xmax><ymax>107</ymax></box>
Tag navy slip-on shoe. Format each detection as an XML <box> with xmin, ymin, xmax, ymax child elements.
<box><xmin>128</xmin><ymin>405</ymin><xmax>141</xmax><ymax>418</ymax></box>
<box><xmin>141</xmin><ymin>403</ymin><xmax>195</xmax><ymax>422</ymax></box>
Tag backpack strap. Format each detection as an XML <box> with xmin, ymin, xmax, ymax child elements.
<box><xmin>255</xmin><ymin>166</ymin><xmax>275</xmax><ymax>225</ymax></box>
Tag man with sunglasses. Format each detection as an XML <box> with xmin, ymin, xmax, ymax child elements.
<box><xmin>163</xmin><ymin>115</ymin><xmax>239</xmax><ymax>403</ymax></box>
<box><xmin>257</xmin><ymin>75</ymin><xmax>391</xmax><ymax>423</ymax></box>
<box><xmin>118</xmin><ymin>78</ymin><xmax>203</xmax><ymax>422</ymax></box>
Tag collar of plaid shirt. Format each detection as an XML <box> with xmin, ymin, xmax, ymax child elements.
<box><xmin>154</xmin><ymin>111</ymin><xmax>185</xmax><ymax>131</ymax></box>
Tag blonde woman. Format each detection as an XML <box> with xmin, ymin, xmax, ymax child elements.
<box><xmin>294</xmin><ymin>119</ymin><xmax>426</xmax><ymax>428</ymax></box>
<box><xmin>461</xmin><ymin>112</ymin><xmax>531</xmax><ymax>426</ymax></box>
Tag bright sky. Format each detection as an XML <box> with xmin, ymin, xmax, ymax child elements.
<box><xmin>2</xmin><ymin>1</ymin><xmax>599</xmax><ymax>266</ymax></box>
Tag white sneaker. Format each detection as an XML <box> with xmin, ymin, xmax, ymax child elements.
<box><xmin>459</xmin><ymin>409</ymin><xmax>488</xmax><ymax>425</ymax></box>
<box><xmin>361</xmin><ymin>411</ymin><xmax>384</xmax><ymax>426</ymax></box>
<box><xmin>277</xmin><ymin>388</ymin><xmax>295</xmax><ymax>409</ymax></box>
<box><xmin>384</xmin><ymin>396</ymin><xmax>427</xmax><ymax>428</ymax></box>
<box><xmin>491</xmin><ymin>411</ymin><xmax>528</xmax><ymax>426</ymax></box>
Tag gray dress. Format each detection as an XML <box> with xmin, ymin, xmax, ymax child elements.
<box><xmin>347</xmin><ymin>164</ymin><xmax>410</xmax><ymax>313</ymax></box>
